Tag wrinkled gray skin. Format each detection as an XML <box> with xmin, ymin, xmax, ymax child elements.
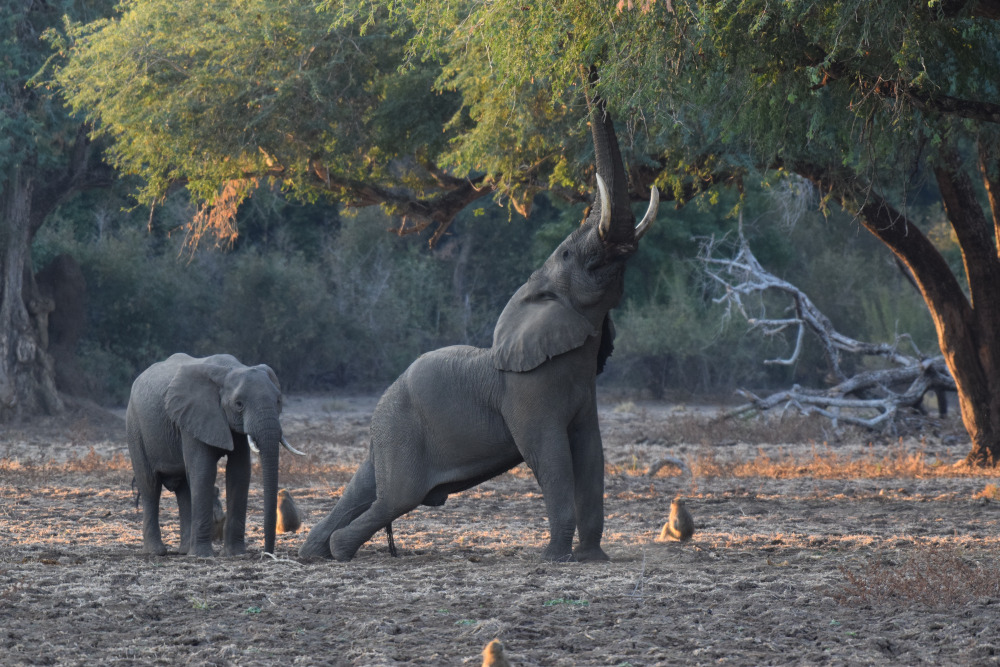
<box><xmin>300</xmin><ymin>100</ymin><xmax>657</xmax><ymax>562</ymax></box>
<box><xmin>126</xmin><ymin>353</ymin><xmax>285</xmax><ymax>556</ymax></box>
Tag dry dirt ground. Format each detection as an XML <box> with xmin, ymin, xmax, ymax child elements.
<box><xmin>2</xmin><ymin>393</ymin><xmax>1000</xmax><ymax>666</ymax></box>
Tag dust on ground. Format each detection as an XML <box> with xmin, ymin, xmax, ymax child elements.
<box><xmin>2</xmin><ymin>393</ymin><xmax>1000</xmax><ymax>665</ymax></box>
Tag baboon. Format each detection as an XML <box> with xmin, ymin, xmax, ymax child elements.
<box><xmin>657</xmin><ymin>497</ymin><xmax>695</xmax><ymax>542</ymax></box>
<box><xmin>277</xmin><ymin>489</ymin><xmax>301</xmax><ymax>534</ymax></box>
<box><xmin>481</xmin><ymin>638</ymin><xmax>512</xmax><ymax>667</ymax></box>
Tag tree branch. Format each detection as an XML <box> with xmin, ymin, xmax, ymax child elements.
<box><xmin>793</xmin><ymin>162</ymin><xmax>975</xmax><ymax>337</ymax></box>
<box><xmin>307</xmin><ymin>158</ymin><xmax>494</xmax><ymax>244</ymax></box>
<box><xmin>702</xmin><ymin>225</ymin><xmax>955</xmax><ymax>433</ymax></box>
<box><xmin>977</xmin><ymin>135</ymin><xmax>1000</xmax><ymax>258</ymax></box>
<box><xmin>933</xmin><ymin>144</ymin><xmax>1000</xmax><ymax>310</ymax></box>
<box><xmin>29</xmin><ymin>127</ymin><xmax>115</xmax><ymax>238</ymax></box>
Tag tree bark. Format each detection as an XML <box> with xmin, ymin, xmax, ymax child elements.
<box><xmin>795</xmin><ymin>161</ymin><xmax>1000</xmax><ymax>465</ymax></box>
<box><xmin>0</xmin><ymin>167</ymin><xmax>63</xmax><ymax>421</ymax></box>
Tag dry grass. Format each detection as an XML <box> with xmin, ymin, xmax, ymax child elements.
<box><xmin>0</xmin><ymin>448</ymin><xmax>132</xmax><ymax>481</ymax></box>
<box><xmin>5</xmin><ymin>398</ymin><xmax>1000</xmax><ymax>665</ymax></box>
<box><xmin>973</xmin><ymin>483</ymin><xmax>1000</xmax><ymax>500</ymax></box>
<box><xmin>644</xmin><ymin>412</ymin><xmax>856</xmax><ymax>446</ymax></box>
<box><xmin>836</xmin><ymin>546</ymin><xmax>1000</xmax><ymax>607</ymax></box>
<box><xmin>631</xmin><ymin>407</ymin><xmax>969</xmax><ymax>448</ymax></box>
<box><xmin>6</xmin><ymin>438</ymin><xmax>999</xmax><ymax>486</ymax></box>
<box><xmin>686</xmin><ymin>442</ymin><xmax>998</xmax><ymax>480</ymax></box>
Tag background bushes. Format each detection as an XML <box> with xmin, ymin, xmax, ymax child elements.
<box><xmin>32</xmin><ymin>182</ymin><xmax>941</xmax><ymax>405</ymax></box>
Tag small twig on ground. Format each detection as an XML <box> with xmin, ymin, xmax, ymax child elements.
<box><xmin>260</xmin><ymin>552</ymin><xmax>304</xmax><ymax>566</ymax></box>
<box><xmin>699</xmin><ymin>223</ymin><xmax>955</xmax><ymax>434</ymax></box>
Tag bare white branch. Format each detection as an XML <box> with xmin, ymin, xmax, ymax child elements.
<box><xmin>701</xmin><ymin>226</ymin><xmax>955</xmax><ymax>433</ymax></box>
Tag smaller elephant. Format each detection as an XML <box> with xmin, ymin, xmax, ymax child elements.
<box><xmin>126</xmin><ymin>353</ymin><xmax>304</xmax><ymax>557</ymax></box>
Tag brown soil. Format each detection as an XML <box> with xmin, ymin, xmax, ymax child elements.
<box><xmin>2</xmin><ymin>394</ymin><xmax>1000</xmax><ymax>666</ymax></box>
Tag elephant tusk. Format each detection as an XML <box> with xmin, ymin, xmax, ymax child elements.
<box><xmin>247</xmin><ymin>434</ymin><xmax>260</xmax><ymax>455</ymax></box>
<box><xmin>634</xmin><ymin>185</ymin><xmax>659</xmax><ymax>240</ymax></box>
<box><xmin>281</xmin><ymin>437</ymin><xmax>307</xmax><ymax>456</ymax></box>
<box><xmin>595</xmin><ymin>174</ymin><xmax>611</xmax><ymax>239</ymax></box>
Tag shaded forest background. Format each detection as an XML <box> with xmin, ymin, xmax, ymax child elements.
<box><xmin>35</xmin><ymin>176</ymin><xmax>943</xmax><ymax>406</ymax></box>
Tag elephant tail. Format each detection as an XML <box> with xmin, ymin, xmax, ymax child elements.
<box><xmin>131</xmin><ymin>477</ymin><xmax>141</xmax><ymax>508</ymax></box>
<box><xmin>386</xmin><ymin>523</ymin><xmax>397</xmax><ymax>557</ymax></box>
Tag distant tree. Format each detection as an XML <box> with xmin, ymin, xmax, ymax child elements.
<box><xmin>0</xmin><ymin>0</ymin><xmax>113</xmax><ymax>421</ymax></box>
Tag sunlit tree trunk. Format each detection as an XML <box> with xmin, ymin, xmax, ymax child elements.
<box><xmin>799</xmin><ymin>145</ymin><xmax>1000</xmax><ymax>465</ymax></box>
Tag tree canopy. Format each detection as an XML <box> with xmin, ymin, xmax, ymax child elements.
<box><xmin>54</xmin><ymin>0</ymin><xmax>479</xmax><ymax>244</ymax></box>
<box><xmin>49</xmin><ymin>0</ymin><xmax>1000</xmax><ymax>462</ymax></box>
<box><xmin>55</xmin><ymin>1</ymin><xmax>1000</xmax><ymax>225</ymax></box>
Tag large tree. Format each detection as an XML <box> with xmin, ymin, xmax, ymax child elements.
<box><xmin>403</xmin><ymin>0</ymin><xmax>1000</xmax><ymax>465</ymax></box>
<box><xmin>0</xmin><ymin>0</ymin><xmax>113</xmax><ymax>421</ymax></box>
<box><xmin>58</xmin><ymin>0</ymin><xmax>1000</xmax><ymax>464</ymax></box>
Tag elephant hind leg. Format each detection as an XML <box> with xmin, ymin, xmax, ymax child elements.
<box><xmin>138</xmin><ymin>485</ymin><xmax>167</xmax><ymax>556</ymax></box>
<box><xmin>299</xmin><ymin>458</ymin><xmax>378</xmax><ymax>559</ymax></box>
<box><xmin>127</xmin><ymin>428</ymin><xmax>168</xmax><ymax>556</ymax></box>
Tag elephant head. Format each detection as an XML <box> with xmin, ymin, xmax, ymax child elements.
<box><xmin>493</xmin><ymin>98</ymin><xmax>658</xmax><ymax>373</ymax></box>
<box><xmin>164</xmin><ymin>357</ymin><xmax>302</xmax><ymax>554</ymax></box>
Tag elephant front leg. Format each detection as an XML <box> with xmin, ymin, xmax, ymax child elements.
<box><xmin>517</xmin><ymin>429</ymin><xmax>578</xmax><ymax>562</ymax></box>
<box><xmin>175</xmin><ymin>482</ymin><xmax>193</xmax><ymax>554</ymax></box>
<box><xmin>223</xmin><ymin>442</ymin><xmax>250</xmax><ymax>556</ymax></box>
<box><xmin>569</xmin><ymin>408</ymin><xmax>609</xmax><ymax>562</ymax></box>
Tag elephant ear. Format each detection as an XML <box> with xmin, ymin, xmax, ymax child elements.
<box><xmin>165</xmin><ymin>362</ymin><xmax>234</xmax><ymax>451</ymax></box>
<box><xmin>492</xmin><ymin>285</ymin><xmax>598</xmax><ymax>372</ymax></box>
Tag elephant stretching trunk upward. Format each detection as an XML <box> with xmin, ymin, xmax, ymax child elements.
<box><xmin>300</xmin><ymin>95</ymin><xmax>657</xmax><ymax>562</ymax></box>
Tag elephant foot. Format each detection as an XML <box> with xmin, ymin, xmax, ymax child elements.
<box><xmin>541</xmin><ymin>545</ymin><xmax>576</xmax><ymax>562</ymax></box>
<box><xmin>223</xmin><ymin>542</ymin><xmax>247</xmax><ymax>557</ymax></box>
<box><xmin>188</xmin><ymin>543</ymin><xmax>215</xmax><ymax>558</ymax></box>
<box><xmin>573</xmin><ymin>545</ymin><xmax>610</xmax><ymax>562</ymax></box>
<box><xmin>329</xmin><ymin>531</ymin><xmax>358</xmax><ymax>562</ymax></box>
<box><xmin>298</xmin><ymin>536</ymin><xmax>333</xmax><ymax>560</ymax></box>
<box><xmin>142</xmin><ymin>541</ymin><xmax>168</xmax><ymax>556</ymax></box>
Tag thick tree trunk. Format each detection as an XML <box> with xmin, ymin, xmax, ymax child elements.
<box><xmin>797</xmin><ymin>157</ymin><xmax>1000</xmax><ymax>465</ymax></box>
<box><xmin>0</xmin><ymin>168</ymin><xmax>63</xmax><ymax>421</ymax></box>
<box><xmin>858</xmin><ymin>196</ymin><xmax>1000</xmax><ymax>466</ymax></box>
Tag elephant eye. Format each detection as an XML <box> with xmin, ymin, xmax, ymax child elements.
<box><xmin>234</xmin><ymin>400</ymin><xmax>245</xmax><ymax>412</ymax></box>
<box><xmin>562</xmin><ymin>249</ymin><xmax>570</xmax><ymax>260</ymax></box>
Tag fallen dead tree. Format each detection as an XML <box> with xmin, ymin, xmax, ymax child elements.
<box><xmin>700</xmin><ymin>226</ymin><xmax>955</xmax><ymax>433</ymax></box>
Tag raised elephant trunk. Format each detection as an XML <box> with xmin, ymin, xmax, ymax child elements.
<box><xmin>588</xmin><ymin>88</ymin><xmax>658</xmax><ymax>249</ymax></box>
<box><xmin>588</xmin><ymin>96</ymin><xmax>633</xmax><ymax>244</ymax></box>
